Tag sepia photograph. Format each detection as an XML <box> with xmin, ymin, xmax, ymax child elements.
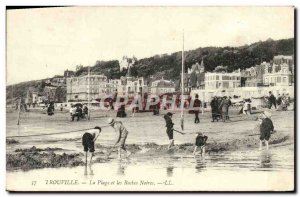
<box><xmin>5</xmin><ymin>6</ymin><xmax>295</xmax><ymax>192</ymax></box>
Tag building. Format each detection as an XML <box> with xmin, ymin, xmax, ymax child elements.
<box><xmin>204</xmin><ymin>71</ymin><xmax>241</xmax><ymax>90</ymax></box>
<box><xmin>109</xmin><ymin>79</ymin><xmax>122</xmax><ymax>95</ymax></box>
<box><xmin>119</xmin><ymin>56</ymin><xmax>136</xmax><ymax>71</ymax></box>
<box><xmin>50</xmin><ymin>77</ymin><xmax>66</xmax><ymax>87</ymax></box>
<box><xmin>66</xmin><ymin>74</ymin><xmax>108</xmax><ymax>102</ymax></box>
<box><xmin>183</xmin><ymin>58</ymin><xmax>205</xmax><ymax>93</ymax></box>
<box><xmin>64</xmin><ymin>70</ymin><xmax>75</xmax><ymax>78</ymax></box>
<box><xmin>243</xmin><ymin>63</ymin><xmax>265</xmax><ymax>87</ymax></box>
<box><xmin>190</xmin><ymin>54</ymin><xmax>294</xmax><ymax>102</ymax></box>
<box><xmin>114</xmin><ymin>67</ymin><xmax>149</xmax><ymax>97</ymax></box>
<box><xmin>273</xmin><ymin>55</ymin><xmax>294</xmax><ymax>67</ymax></box>
<box><xmin>263</xmin><ymin>63</ymin><xmax>293</xmax><ymax>86</ymax></box>
<box><xmin>43</xmin><ymin>86</ymin><xmax>57</xmax><ymax>102</ymax></box>
<box><xmin>150</xmin><ymin>78</ymin><xmax>176</xmax><ymax>96</ymax></box>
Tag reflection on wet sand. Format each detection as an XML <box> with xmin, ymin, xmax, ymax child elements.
<box><xmin>166</xmin><ymin>160</ymin><xmax>174</xmax><ymax>177</ymax></box>
<box><xmin>260</xmin><ymin>150</ymin><xmax>272</xmax><ymax>169</ymax></box>
<box><xmin>84</xmin><ymin>163</ymin><xmax>94</xmax><ymax>177</ymax></box>
<box><xmin>117</xmin><ymin>161</ymin><xmax>127</xmax><ymax>176</ymax></box>
<box><xmin>195</xmin><ymin>157</ymin><xmax>206</xmax><ymax>173</ymax></box>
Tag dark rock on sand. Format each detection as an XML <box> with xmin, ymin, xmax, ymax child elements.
<box><xmin>6</xmin><ymin>139</ymin><xmax>19</xmax><ymax>144</ymax></box>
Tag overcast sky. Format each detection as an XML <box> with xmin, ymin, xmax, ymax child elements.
<box><xmin>6</xmin><ymin>6</ymin><xmax>294</xmax><ymax>85</ymax></box>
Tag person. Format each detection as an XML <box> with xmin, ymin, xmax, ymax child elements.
<box><xmin>243</xmin><ymin>99</ymin><xmax>251</xmax><ymax>115</ymax></box>
<box><xmin>210</xmin><ymin>96</ymin><xmax>218</xmax><ymax>122</ymax></box>
<box><xmin>268</xmin><ymin>91</ymin><xmax>277</xmax><ymax>109</ymax></box>
<box><xmin>82</xmin><ymin>126</ymin><xmax>101</xmax><ymax>164</ymax></box>
<box><xmin>116</xmin><ymin>98</ymin><xmax>127</xmax><ymax>118</ymax></box>
<box><xmin>258</xmin><ymin>111</ymin><xmax>274</xmax><ymax>150</ymax></box>
<box><xmin>193</xmin><ymin>94</ymin><xmax>201</xmax><ymax>124</ymax></box>
<box><xmin>276</xmin><ymin>94</ymin><xmax>282</xmax><ymax>106</ymax></box>
<box><xmin>193</xmin><ymin>132</ymin><xmax>208</xmax><ymax>156</ymax></box>
<box><xmin>76</xmin><ymin>105</ymin><xmax>83</xmax><ymax>121</ymax></box>
<box><xmin>47</xmin><ymin>104</ymin><xmax>54</xmax><ymax>116</ymax></box>
<box><xmin>163</xmin><ymin>112</ymin><xmax>175</xmax><ymax>149</ymax></box>
<box><xmin>69</xmin><ymin>105</ymin><xmax>73</xmax><ymax>115</ymax></box>
<box><xmin>71</xmin><ymin>105</ymin><xmax>80</xmax><ymax>121</ymax></box>
<box><xmin>70</xmin><ymin>105</ymin><xmax>76</xmax><ymax>121</ymax></box>
<box><xmin>153</xmin><ymin>98</ymin><xmax>160</xmax><ymax>115</ymax></box>
<box><xmin>107</xmin><ymin>118</ymin><xmax>131</xmax><ymax>159</ymax></box>
<box><xmin>60</xmin><ymin>104</ymin><xmax>63</xmax><ymax>111</ymax></box>
<box><xmin>217</xmin><ymin>97</ymin><xmax>223</xmax><ymax>121</ymax></box>
<box><xmin>286</xmin><ymin>94</ymin><xmax>291</xmax><ymax>106</ymax></box>
<box><xmin>83</xmin><ymin>105</ymin><xmax>89</xmax><ymax>118</ymax></box>
<box><xmin>220</xmin><ymin>96</ymin><xmax>230</xmax><ymax>122</ymax></box>
<box><xmin>281</xmin><ymin>94</ymin><xmax>288</xmax><ymax>111</ymax></box>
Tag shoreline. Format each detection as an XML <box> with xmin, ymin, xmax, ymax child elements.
<box><xmin>6</xmin><ymin>130</ymin><xmax>292</xmax><ymax>172</ymax></box>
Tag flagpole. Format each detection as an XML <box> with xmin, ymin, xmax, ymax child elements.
<box><xmin>88</xmin><ymin>66</ymin><xmax>90</xmax><ymax>120</ymax></box>
<box><xmin>181</xmin><ymin>30</ymin><xmax>184</xmax><ymax>131</ymax></box>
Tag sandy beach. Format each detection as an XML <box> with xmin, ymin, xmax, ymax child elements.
<box><xmin>6</xmin><ymin>107</ymin><xmax>294</xmax><ymax>191</ymax></box>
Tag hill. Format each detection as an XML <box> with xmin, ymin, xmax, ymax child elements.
<box><xmin>6</xmin><ymin>38</ymin><xmax>294</xmax><ymax>100</ymax></box>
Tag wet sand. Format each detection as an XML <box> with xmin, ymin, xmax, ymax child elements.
<box><xmin>6</xmin><ymin>107</ymin><xmax>294</xmax><ymax>191</ymax></box>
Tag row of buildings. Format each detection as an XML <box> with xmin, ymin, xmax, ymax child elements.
<box><xmin>66</xmin><ymin>67</ymin><xmax>176</xmax><ymax>102</ymax></box>
<box><xmin>190</xmin><ymin>55</ymin><xmax>294</xmax><ymax>101</ymax></box>
<box><xmin>24</xmin><ymin>54</ymin><xmax>294</xmax><ymax>105</ymax></box>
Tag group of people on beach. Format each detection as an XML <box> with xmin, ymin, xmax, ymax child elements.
<box><xmin>266</xmin><ymin>91</ymin><xmax>291</xmax><ymax>111</ymax></box>
<box><xmin>210</xmin><ymin>96</ymin><xmax>232</xmax><ymax>122</ymax></box>
<box><xmin>78</xmin><ymin>89</ymin><xmax>280</xmax><ymax>165</ymax></box>
<box><xmin>82</xmin><ymin>118</ymin><xmax>131</xmax><ymax>164</ymax></box>
<box><xmin>69</xmin><ymin>104</ymin><xmax>89</xmax><ymax>121</ymax></box>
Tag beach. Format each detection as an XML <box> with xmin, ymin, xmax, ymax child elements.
<box><xmin>6</xmin><ymin>107</ymin><xmax>294</xmax><ymax>191</ymax></box>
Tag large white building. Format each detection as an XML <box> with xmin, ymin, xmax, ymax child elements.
<box><xmin>263</xmin><ymin>63</ymin><xmax>293</xmax><ymax>86</ymax></box>
<box><xmin>204</xmin><ymin>71</ymin><xmax>241</xmax><ymax>89</ymax></box>
<box><xmin>191</xmin><ymin>55</ymin><xmax>294</xmax><ymax>102</ymax></box>
<box><xmin>150</xmin><ymin>78</ymin><xmax>176</xmax><ymax>96</ymax></box>
<box><xmin>66</xmin><ymin>74</ymin><xmax>108</xmax><ymax>102</ymax></box>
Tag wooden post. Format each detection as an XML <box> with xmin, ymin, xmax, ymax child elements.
<box><xmin>88</xmin><ymin>66</ymin><xmax>91</xmax><ymax>120</ymax></box>
<box><xmin>180</xmin><ymin>29</ymin><xmax>185</xmax><ymax>131</ymax></box>
<box><xmin>17</xmin><ymin>98</ymin><xmax>21</xmax><ymax>125</ymax></box>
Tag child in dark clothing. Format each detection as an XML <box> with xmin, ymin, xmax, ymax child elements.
<box><xmin>258</xmin><ymin>111</ymin><xmax>274</xmax><ymax>150</ymax></box>
<box><xmin>82</xmin><ymin>126</ymin><xmax>101</xmax><ymax>164</ymax></box>
<box><xmin>164</xmin><ymin>112</ymin><xmax>175</xmax><ymax>150</ymax></box>
<box><xmin>193</xmin><ymin>132</ymin><xmax>208</xmax><ymax>156</ymax></box>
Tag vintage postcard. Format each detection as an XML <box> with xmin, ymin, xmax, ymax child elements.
<box><xmin>6</xmin><ymin>6</ymin><xmax>295</xmax><ymax>192</ymax></box>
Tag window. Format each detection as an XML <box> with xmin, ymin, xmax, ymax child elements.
<box><xmin>283</xmin><ymin>77</ymin><xmax>287</xmax><ymax>83</ymax></box>
<box><xmin>277</xmin><ymin>77</ymin><xmax>281</xmax><ymax>83</ymax></box>
<box><xmin>216</xmin><ymin>75</ymin><xmax>219</xmax><ymax>80</ymax></box>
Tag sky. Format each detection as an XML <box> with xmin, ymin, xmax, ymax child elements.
<box><xmin>6</xmin><ymin>6</ymin><xmax>294</xmax><ymax>85</ymax></box>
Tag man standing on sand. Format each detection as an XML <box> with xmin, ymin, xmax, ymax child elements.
<box><xmin>82</xmin><ymin>126</ymin><xmax>102</xmax><ymax>164</ymax></box>
<box><xmin>107</xmin><ymin>118</ymin><xmax>131</xmax><ymax>159</ymax></box>
<box><xmin>268</xmin><ymin>91</ymin><xmax>277</xmax><ymax>109</ymax></box>
<box><xmin>258</xmin><ymin>111</ymin><xmax>274</xmax><ymax>150</ymax></box>
<box><xmin>164</xmin><ymin>112</ymin><xmax>175</xmax><ymax>149</ymax></box>
<box><xmin>193</xmin><ymin>94</ymin><xmax>201</xmax><ymax>124</ymax></box>
<box><xmin>210</xmin><ymin>96</ymin><xmax>218</xmax><ymax>122</ymax></box>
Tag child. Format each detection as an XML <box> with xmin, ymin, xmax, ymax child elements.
<box><xmin>258</xmin><ymin>111</ymin><xmax>274</xmax><ymax>150</ymax></box>
<box><xmin>82</xmin><ymin>126</ymin><xmax>102</xmax><ymax>164</ymax></box>
<box><xmin>107</xmin><ymin>118</ymin><xmax>131</xmax><ymax>159</ymax></box>
<box><xmin>193</xmin><ymin>132</ymin><xmax>208</xmax><ymax>156</ymax></box>
<box><xmin>163</xmin><ymin>112</ymin><xmax>175</xmax><ymax>150</ymax></box>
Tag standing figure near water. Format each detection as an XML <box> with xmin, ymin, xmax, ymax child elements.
<box><xmin>164</xmin><ymin>112</ymin><xmax>175</xmax><ymax>150</ymax></box>
<box><xmin>258</xmin><ymin>111</ymin><xmax>274</xmax><ymax>150</ymax></box>
<box><xmin>210</xmin><ymin>96</ymin><xmax>218</xmax><ymax>122</ymax></box>
<box><xmin>82</xmin><ymin>126</ymin><xmax>101</xmax><ymax>164</ymax></box>
<box><xmin>268</xmin><ymin>91</ymin><xmax>277</xmax><ymax>109</ymax></box>
<box><xmin>107</xmin><ymin>118</ymin><xmax>131</xmax><ymax>159</ymax></box>
<box><xmin>220</xmin><ymin>96</ymin><xmax>230</xmax><ymax>122</ymax></box>
<box><xmin>193</xmin><ymin>132</ymin><xmax>208</xmax><ymax>156</ymax></box>
<box><xmin>193</xmin><ymin>94</ymin><xmax>201</xmax><ymax>124</ymax></box>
